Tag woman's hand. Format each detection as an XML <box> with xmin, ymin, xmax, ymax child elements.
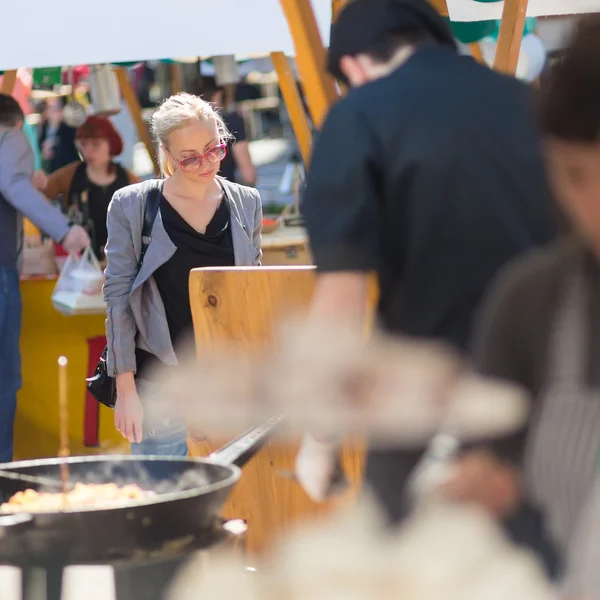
<box><xmin>439</xmin><ymin>449</ymin><xmax>522</xmax><ymax>519</ymax></box>
<box><xmin>115</xmin><ymin>373</ymin><xmax>144</xmax><ymax>443</ymax></box>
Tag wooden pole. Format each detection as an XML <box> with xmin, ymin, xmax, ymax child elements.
<box><xmin>0</xmin><ymin>70</ymin><xmax>18</xmax><ymax>95</ymax></box>
<box><xmin>494</xmin><ymin>0</ymin><xmax>529</xmax><ymax>75</ymax></box>
<box><xmin>115</xmin><ymin>67</ymin><xmax>159</xmax><ymax>176</ymax></box>
<box><xmin>332</xmin><ymin>0</ymin><xmax>348</xmax><ymax>20</ymax></box>
<box><xmin>271</xmin><ymin>52</ymin><xmax>313</xmax><ymax>166</ymax></box>
<box><xmin>427</xmin><ymin>0</ymin><xmax>449</xmax><ymax>16</ymax></box>
<box><xmin>171</xmin><ymin>63</ymin><xmax>182</xmax><ymax>94</ymax></box>
<box><xmin>279</xmin><ymin>0</ymin><xmax>339</xmax><ymax>129</ymax></box>
<box><xmin>470</xmin><ymin>42</ymin><xmax>485</xmax><ymax>64</ymax></box>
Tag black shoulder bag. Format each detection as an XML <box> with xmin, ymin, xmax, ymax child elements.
<box><xmin>86</xmin><ymin>184</ymin><xmax>161</xmax><ymax>409</ymax></box>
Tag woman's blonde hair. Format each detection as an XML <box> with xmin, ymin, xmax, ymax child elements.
<box><xmin>151</xmin><ymin>92</ymin><xmax>232</xmax><ymax>177</ymax></box>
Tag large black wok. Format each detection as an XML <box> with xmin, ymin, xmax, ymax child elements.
<box><xmin>0</xmin><ymin>417</ymin><xmax>281</xmax><ymax>566</ymax></box>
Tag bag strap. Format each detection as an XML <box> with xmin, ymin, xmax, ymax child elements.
<box><xmin>138</xmin><ymin>182</ymin><xmax>162</xmax><ymax>270</ymax></box>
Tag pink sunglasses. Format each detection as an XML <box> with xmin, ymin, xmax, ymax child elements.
<box><xmin>169</xmin><ymin>144</ymin><xmax>227</xmax><ymax>173</ymax></box>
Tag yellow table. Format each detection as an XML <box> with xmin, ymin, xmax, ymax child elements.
<box><xmin>14</xmin><ymin>277</ymin><xmax>125</xmax><ymax>460</ymax></box>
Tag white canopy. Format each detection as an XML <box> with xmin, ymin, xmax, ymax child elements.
<box><xmin>446</xmin><ymin>0</ymin><xmax>599</xmax><ymax>22</ymax></box>
<box><xmin>0</xmin><ymin>0</ymin><xmax>332</xmax><ymax>70</ymax></box>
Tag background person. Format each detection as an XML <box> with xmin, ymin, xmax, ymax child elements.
<box><xmin>38</xmin><ymin>97</ymin><xmax>79</xmax><ymax>174</ymax></box>
<box><xmin>0</xmin><ymin>94</ymin><xmax>89</xmax><ymax>462</ymax></box>
<box><xmin>42</xmin><ymin>116</ymin><xmax>139</xmax><ymax>261</ymax></box>
<box><xmin>447</xmin><ymin>15</ymin><xmax>600</xmax><ymax>579</ymax></box>
<box><xmin>295</xmin><ymin>0</ymin><xmax>556</xmax><ymax>540</ymax></box>
<box><xmin>104</xmin><ymin>93</ymin><xmax>262</xmax><ymax>456</ymax></box>
<box><xmin>197</xmin><ymin>76</ymin><xmax>257</xmax><ymax>187</ymax></box>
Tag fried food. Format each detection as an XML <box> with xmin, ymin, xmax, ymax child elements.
<box><xmin>1</xmin><ymin>482</ymin><xmax>150</xmax><ymax>513</ymax></box>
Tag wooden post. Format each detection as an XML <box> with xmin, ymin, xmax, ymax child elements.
<box><xmin>427</xmin><ymin>0</ymin><xmax>449</xmax><ymax>16</ymax></box>
<box><xmin>470</xmin><ymin>42</ymin><xmax>485</xmax><ymax>64</ymax></box>
<box><xmin>494</xmin><ymin>0</ymin><xmax>529</xmax><ymax>75</ymax></box>
<box><xmin>171</xmin><ymin>63</ymin><xmax>182</xmax><ymax>95</ymax></box>
<box><xmin>115</xmin><ymin>67</ymin><xmax>159</xmax><ymax>176</ymax></box>
<box><xmin>0</xmin><ymin>70</ymin><xmax>18</xmax><ymax>95</ymax></box>
<box><xmin>271</xmin><ymin>52</ymin><xmax>313</xmax><ymax>166</ymax></box>
<box><xmin>332</xmin><ymin>0</ymin><xmax>348</xmax><ymax>20</ymax></box>
<box><xmin>279</xmin><ymin>0</ymin><xmax>339</xmax><ymax>128</ymax></box>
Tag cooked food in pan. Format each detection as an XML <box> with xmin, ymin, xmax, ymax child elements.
<box><xmin>1</xmin><ymin>482</ymin><xmax>151</xmax><ymax>513</ymax></box>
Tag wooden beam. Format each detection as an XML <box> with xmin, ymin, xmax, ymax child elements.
<box><xmin>0</xmin><ymin>70</ymin><xmax>18</xmax><ymax>95</ymax></box>
<box><xmin>170</xmin><ymin>63</ymin><xmax>182</xmax><ymax>95</ymax></box>
<box><xmin>115</xmin><ymin>67</ymin><xmax>159</xmax><ymax>176</ymax></box>
<box><xmin>332</xmin><ymin>0</ymin><xmax>348</xmax><ymax>21</ymax></box>
<box><xmin>279</xmin><ymin>0</ymin><xmax>339</xmax><ymax>129</ymax></box>
<box><xmin>494</xmin><ymin>0</ymin><xmax>529</xmax><ymax>75</ymax></box>
<box><xmin>427</xmin><ymin>0</ymin><xmax>449</xmax><ymax>17</ymax></box>
<box><xmin>470</xmin><ymin>42</ymin><xmax>485</xmax><ymax>64</ymax></box>
<box><xmin>271</xmin><ymin>52</ymin><xmax>313</xmax><ymax>166</ymax></box>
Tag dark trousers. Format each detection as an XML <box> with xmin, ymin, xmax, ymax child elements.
<box><xmin>0</xmin><ymin>266</ymin><xmax>21</xmax><ymax>463</ymax></box>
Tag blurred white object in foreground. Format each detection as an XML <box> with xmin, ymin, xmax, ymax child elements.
<box><xmin>168</xmin><ymin>495</ymin><xmax>555</xmax><ymax>600</ymax></box>
<box><xmin>161</xmin><ymin>318</ymin><xmax>530</xmax><ymax>447</ymax></box>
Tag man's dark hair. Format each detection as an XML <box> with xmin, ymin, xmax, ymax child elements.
<box><xmin>0</xmin><ymin>94</ymin><xmax>24</xmax><ymax>127</ymax></box>
<box><xmin>538</xmin><ymin>15</ymin><xmax>600</xmax><ymax>142</ymax></box>
<box><xmin>362</xmin><ymin>28</ymin><xmax>434</xmax><ymax>63</ymax></box>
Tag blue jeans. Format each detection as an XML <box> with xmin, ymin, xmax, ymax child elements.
<box><xmin>129</xmin><ymin>379</ymin><xmax>188</xmax><ymax>457</ymax></box>
<box><xmin>0</xmin><ymin>267</ymin><xmax>21</xmax><ymax>464</ymax></box>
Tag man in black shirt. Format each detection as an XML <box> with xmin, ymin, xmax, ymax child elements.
<box><xmin>297</xmin><ymin>0</ymin><xmax>556</xmax><ymax>523</ymax></box>
<box><xmin>197</xmin><ymin>77</ymin><xmax>257</xmax><ymax>186</ymax></box>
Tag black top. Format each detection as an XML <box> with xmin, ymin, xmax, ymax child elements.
<box><xmin>219</xmin><ymin>111</ymin><xmax>247</xmax><ymax>183</ymax></box>
<box><xmin>136</xmin><ymin>189</ymin><xmax>235</xmax><ymax>379</ymax></box>
<box><xmin>302</xmin><ymin>45</ymin><xmax>559</xmax><ymax>564</ymax></box>
<box><xmin>303</xmin><ymin>45</ymin><xmax>557</xmax><ymax>353</ymax></box>
<box><xmin>67</xmin><ymin>162</ymin><xmax>131</xmax><ymax>259</ymax></box>
<box><xmin>39</xmin><ymin>122</ymin><xmax>80</xmax><ymax>173</ymax></box>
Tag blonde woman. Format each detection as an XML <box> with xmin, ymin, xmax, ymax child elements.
<box><xmin>103</xmin><ymin>93</ymin><xmax>262</xmax><ymax>456</ymax></box>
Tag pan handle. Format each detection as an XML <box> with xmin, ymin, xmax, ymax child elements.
<box><xmin>0</xmin><ymin>513</ymin><xmax>34</xmax><ymax>535</ymax></box>
<box><xmin>209</xmin><ymin>416</ymin><xmax>283</xmax><ymax>468</ymax></box>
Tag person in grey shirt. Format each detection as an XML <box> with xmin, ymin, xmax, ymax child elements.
<box><xmin>0</xmin><ymin>94</ymin><xmax>89</xmax><ymax>463</ymax></box>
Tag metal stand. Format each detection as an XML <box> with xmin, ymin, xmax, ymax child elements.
<box><xmin>22</xmin><ymin>565</ymin><xmax>64</xmax><ymax>600</ymax></box>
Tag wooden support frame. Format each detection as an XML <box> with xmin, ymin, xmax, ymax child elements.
<box><xmin>170</xmin><ymin>63</ymin><xmax>182</xmax><ymax>95</ymax></box>
<box><xmin>494</xmin><ymin>0</ymin><xmax>530</xmax><ymax>75</ymax></box>
<box><xmin>0</xmin><ymin>70</ymin><xmax>18</xmax><ymax>95</ymax></box>
<box><xmin>279</xmin><ymin>0</ymin><xmax>339</xmax><ymax>129</ymax></box>
<box><xmin>115</xmin><ymin>67</ymin><xmax>159</xmax><ymax>176</ymax></box>
<box><xmin>271</xmin><ymin>51</ymin><xmax>313</xmax><ymax>166</ymax></box>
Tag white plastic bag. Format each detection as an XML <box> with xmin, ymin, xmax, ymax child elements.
<box><xmin>51</xmin><ymin>247</ymin><xmax>106</xmax><ymax>315</ymax></box>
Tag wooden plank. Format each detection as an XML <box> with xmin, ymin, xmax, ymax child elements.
<box><xmin>115</xmin><ymin>67</ymin><xmax>159</xmax><ymax>176</ymax></box>
<box><xmin>0</xmin><ymin>70</ymin><xmax>18</xmax><ymax>95</ymax></box>
<box><xmin>494</xmin><ymin>0</ymin><xmax>530</xmax><ymax>75</ymax></box>
<box><xmin>188</xmin><ymin>266</ymin><xmax>367</xmax><ymax>555</ymax></box>
<box><xmin>279</xmin><ymin>0</ymin><xmax>339</xmax><ymax>128</ymax></box>
<box><xmin>271</xmin><ymin>51</ymin><xmax>313</xmax><ymax>166</ymax></box>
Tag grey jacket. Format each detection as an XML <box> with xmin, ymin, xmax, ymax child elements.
<box><xmin>104</xmin><ymin>177</ymin><xmax>262</xmax><ymax>376</ymax></box>
<box><xmin>0</xmin><ymin>126</ymin><xmax>70</xmax><ymax>268</ymax></box>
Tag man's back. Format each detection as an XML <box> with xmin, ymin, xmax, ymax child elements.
<box><xmin>305</xmin><ymin>45</ymin><xmax>556</xmax><ymax>351</ymax></box>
